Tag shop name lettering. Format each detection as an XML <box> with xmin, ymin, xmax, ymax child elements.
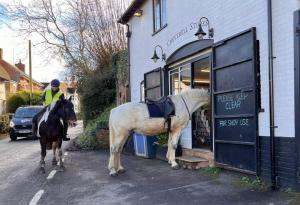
<box><xmin>217</xmin><ymin>93</ymin><xmax>248</xmax><ymax>111</ymax></box>
<box><xmin>219</xmin><ymin>119</ymin><xmax>249</xmax><ymax>127</ymax></box>
<box><xmin>167</xmin><ymin>22</ymin><xmax>198</xmax><ymax>47</ymax></box>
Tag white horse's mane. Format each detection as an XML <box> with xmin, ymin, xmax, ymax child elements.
<box><xmin>179</xmin><ymin>88</ymin><xmax>209</xmax><ymax>98</ymax></box>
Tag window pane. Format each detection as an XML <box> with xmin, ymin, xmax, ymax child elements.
<box><xmin>154</xmin><ymin>0</ymin><xmax>161</xmax><ymax>31</ymax></box>
<box><xmin>170</xmin><ymin>73</ymin><xmax>179</xmax><ymax>95</ymax></box>
<box><xmin>146</xmin><ymin>87</ymin><xmax>161</xmax><ymax>100</ymax></box>
<box><xmin>145</xmin><ymin>70</ymin><xmax>160</xmax><ymax>88</ymax></box>
<box><xmin>193</xmin><ymin>58</ymin><xmax>210</xmax><ymax>89</ymax></box>
<box><xmin>162</xmin><ymin>0</ymin><xmax>167</xmax><ymax>26</ymax></box>
<box><xmin>180</xmin><ymin>68</ymin><xmax>191</xmax><ymax>92</ymax></box>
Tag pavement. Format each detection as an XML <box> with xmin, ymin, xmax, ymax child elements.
<box><xmin>0</xmin><ymin>121</ymin><xmax>295</xmax><ymax>205</ymax></box>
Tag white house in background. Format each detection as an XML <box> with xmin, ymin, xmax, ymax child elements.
<box><xmin>119</xmin><ymin>0</ymin><xmax>300</xmax><ymax>190</ymax></box>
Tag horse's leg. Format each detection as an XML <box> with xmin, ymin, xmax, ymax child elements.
<box><xmin>116</xmin><ymin>135</ymin><xmax>129</xmax><ymax>174</ymax></box>
<box><xmin>57</xmin><ymin>138</ymin><xmax>64</xmax><ymax>171</ymax></box>
<box><xmin>40</xmin><ymin>138</ymin><xmax>46</xmax><ymax>173</ymax></box>
<box><xmin>167</xmin><ymin>134</ymin><xmax>172</xmax><ymax>165</ymax></box>
<box><xmin>52</xmin><ymin>141</ymin><xmax>57</xmax><ymax>166</ymax></box>
<box><xmin>167</xmin><ymin>128</ymin><xmax>181</xmax><ymax>169</ymax></box>
<box><xmin>108</xmin><ymin>123</ymin><xmax>128</xmax><ymax>176</ymax></box>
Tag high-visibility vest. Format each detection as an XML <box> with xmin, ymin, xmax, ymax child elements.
<box><xmin>45</xmin><ymin>89</ymin><xmax>62</xmax><ymax>106</ymax></box>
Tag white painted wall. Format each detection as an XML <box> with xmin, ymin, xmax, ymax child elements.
<box><xmin>128</xmin><ymin>0</ymin><xmax>299</xmax><ymax>142</ymax></box>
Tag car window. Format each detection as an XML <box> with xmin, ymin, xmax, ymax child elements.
<box><xmin>14</xmin><ymin>107</ymin><xmax>42</xmax><ymax>118</ymax></box>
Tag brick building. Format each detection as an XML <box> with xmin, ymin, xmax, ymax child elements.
<box><xmin>0</xmin><ymin>48</ymin><xmax>43</xmax><ymax>114</ymax></box>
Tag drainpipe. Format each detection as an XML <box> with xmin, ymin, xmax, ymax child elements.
<box><xmin>267</xmin><ymin>0</ymin><xmax>277</xmax><ymax>190</ymax></box>
<box><xmin>126</xmin><ymin>23</ymin><xmax>132</xmax><ymax>102</ymax></box>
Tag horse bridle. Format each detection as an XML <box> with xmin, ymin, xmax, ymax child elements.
<box><xmin>180</xmin><ymin>96</ymin><xmax>191</xmax><ymax>119</ymax></box>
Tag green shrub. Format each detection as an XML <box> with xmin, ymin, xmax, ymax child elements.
<box><xmin>6</xmin><ymin>95</ymin><xmax>26</xmax><ymax>113</ymax></box>
<box><xmin>6</xmin><ymin>91</ymin><xmax>43</xmax><ymax>113</ymax></box>
<box><xmin>76</xmin><ymin>104</ymin><xmax>115</xmax><ymax>150</ymax></box>
<box><xmin>0</xmin><ymin>114</ymin><xmax>10</xmax><ymax>133</ymax></box>
<box><xmin>156</xmin><ymin>133</ymin><xmax>168</xmax><ymax>146</ymax></box>
<box><xmin>78</xmin><ymin>70</ymin><xmax>116</xmax><ymax>125</ymax></box>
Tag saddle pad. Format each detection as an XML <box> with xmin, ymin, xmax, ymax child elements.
<box><xmin>147</xmin><ymin>103</ymin><xmax>164</xmax><ymax>118</ymax></box>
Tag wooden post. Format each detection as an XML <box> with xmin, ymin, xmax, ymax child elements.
<box><xmin>29</xmin><ymin>40</ymin><xmax>32</xmax><ymax>105</ymax></box>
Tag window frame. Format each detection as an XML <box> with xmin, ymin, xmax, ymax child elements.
<box><xmin>152</xmin><ymin>0</ymin><xmax>167</xmax><ymax>34</ymax></box>
<box><xmin>168</xmin><ymin>63</ymin><xmax>191</xmax><ymax>95</ymax></box>
<box><xmin>144</xmin><ymin>67</ymin><xmax>163</xmax><ymax>101</ymax></box>
<box><xmin>140</xmin><ymin>80</ymin><xmax>145</xmax><ymax>102</ymax></box>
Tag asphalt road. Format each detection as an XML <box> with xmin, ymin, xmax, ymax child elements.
<box><xmin>0</xmin><ymin>121</ymin><xmax>294</xmax><ymax>205</ymax></box>
<box><xmin>0</xmin><ymin>122</ymin><xmax>83</xmax><ymax>205</ymax></box>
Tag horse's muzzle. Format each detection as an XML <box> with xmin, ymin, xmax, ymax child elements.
<box><xmin>68</xmin><ymin>121</ymin><xmax>77</xmax><ymax>127</ymax></box>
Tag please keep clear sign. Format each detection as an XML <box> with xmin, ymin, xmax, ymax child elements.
<box><xmin>214</xmin><ymin>91</ymin><xmax>256</xmax><ymax>142</ymax></box>
<box><xmin>215</xmin><ymin>91</ymin><xmax>254</xmax><ymax>115</ymax></box>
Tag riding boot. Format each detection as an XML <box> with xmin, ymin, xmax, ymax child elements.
<box><xmin>32</xmin><ymin>121</ymin><xmax>37</xmax><ymax>138</ymax></box>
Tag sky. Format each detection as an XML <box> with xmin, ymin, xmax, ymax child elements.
<box><xmin>0</xmin><ymin>0</ymin><xmax>132</xmax><ymax>83</ymax></box>
<box><xmin>0</xmin><ymin>0</ymin><xmax>66</xmax><ymax>83</ymax></box>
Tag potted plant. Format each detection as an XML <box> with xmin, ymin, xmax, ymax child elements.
<box><xmin>154</xmin><ymin>133</ymin><xmax>182</xmax><ymax>161</ymax></box>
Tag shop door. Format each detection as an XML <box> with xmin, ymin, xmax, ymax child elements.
<box><xmin>212</xmin><ymin>28</ymin><xmax>259</xmax><ymax>174</ymax></box>
<box><xmin>191</xmin><ymin>56</ymin><xmax>212</xmax><ymax>149</ymax></box>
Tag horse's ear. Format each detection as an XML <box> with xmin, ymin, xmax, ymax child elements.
<box><xmin>68</xmin><ymin>96</ymin><xmax>72</xmax><ymax>101</ymax></box>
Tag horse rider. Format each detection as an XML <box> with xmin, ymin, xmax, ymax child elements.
<box><xmin>32</xmin><ymin>79</ymin><xmax>70</xmax><ymax>141</ymax></box>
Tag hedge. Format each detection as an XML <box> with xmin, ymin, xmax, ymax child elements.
<box><xmin>6</xmin><ymin>91</ymin><xmax>43</xmax><ymax>113</ymax></box>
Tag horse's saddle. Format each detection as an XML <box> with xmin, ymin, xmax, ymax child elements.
<box><xmin>146</xmin><ymin>96</ymin><xmax>175</xmax><ymax>119</ymax></box>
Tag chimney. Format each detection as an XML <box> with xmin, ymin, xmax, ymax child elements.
<box><xmin>0</xmin><ymin>48</ymin><xmax>2</xmax><ymax>60</ymax></box>
<box><xmin>15</xmin><ymin>59</ymin><xmax>25</xmax><ymax>72</ymax></box>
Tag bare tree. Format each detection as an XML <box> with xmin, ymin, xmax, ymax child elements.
<box><xmin>7</xmin><ymin>0</ymin><xmax>128</xmax><ymax>77</ymax></box>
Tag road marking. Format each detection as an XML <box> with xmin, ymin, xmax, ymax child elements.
<box><xmin>29</xmin><ymin>190</ymin><xmax>44</xmax><ymax>205</ymax></box>
<box><xmin>64</xmin><ymin>152</ymin><xmax>68</xmax><ymax>156</ymax></box>
<box><xmin>47</xmin><ymin>170</ymin><xmax>57</xmax><ymax>180</ymax></box>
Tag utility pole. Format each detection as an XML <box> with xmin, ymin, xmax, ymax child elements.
<box><xmin>29</xmin><ymin>40</ymin><xmax>32</xmax><ymax>105</ymax></box>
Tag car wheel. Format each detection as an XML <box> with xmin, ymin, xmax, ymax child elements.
<box><xmin>10</xmin><ymin>135</ymin><xmax>17</xmax><ymax>141</ymax></box>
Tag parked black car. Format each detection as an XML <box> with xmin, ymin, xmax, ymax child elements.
<box><xmin>9</xmin><ymin>106</ymin><xmax>43</xmax><ymax>141</ymax></box>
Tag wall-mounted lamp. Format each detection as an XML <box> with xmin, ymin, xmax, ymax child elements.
<box><xmin>151</xmin><ymin>45</ymin><xmax>166</xmax><ymax>63</ymax></box>
<box><xmin>195</xmin><ymin>17</ymin><xmax>214</xmax><ymax>40</ymax></box>
<box><xmin>134</xmin><ymin>9</ymin><xmax>143</xmax><ymax>17</ymax></box>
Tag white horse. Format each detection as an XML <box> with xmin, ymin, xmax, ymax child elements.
<box><xmin>108</xmin><ymin>89</ymin><xmax>209</xmax><ymax>176</ymax></box>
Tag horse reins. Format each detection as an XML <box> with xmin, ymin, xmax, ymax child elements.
<box><xmin>180</xmin><ymin>96</ymin><xmax>191</xmax><ymax>119</ymax></box>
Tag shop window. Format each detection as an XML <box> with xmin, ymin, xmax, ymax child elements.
<box><xmin>169</xmin><ymin>64</ymin><xmax>191</xmax><ymax>95</ymax></box>
<box><xmin>153</xmin><ymin>0</ymin><xmax>167</xmax><ymax>32</ymax></box>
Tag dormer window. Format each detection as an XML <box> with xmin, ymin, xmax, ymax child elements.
<box><xmin>153</xmin><ymin>0</ymin><xmax>167</xmax><ymax>33</ymax></box>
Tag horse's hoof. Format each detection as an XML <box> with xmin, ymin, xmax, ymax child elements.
<box><xmin>40</xmin><ymin>167</ymin><xmax>45</xmax><ymax>174</ymax></box>
<box><xmin>57</xmin><ymin>166</ymin><xmax>65</xmax><ymax>172</ymax></box>
<box><xmin>110</xmin><ymin>173</ymin><xmax>118</xmax><ymax>177</ymax></box>
<box><xmin>109</xmin><ymin>171</ymin><xmax>118</xmax><ymax>177</ymax></box>
<box><xmin>171</xmin><ymin>164</ymin><xmax>180</xmax><ymax>170</ymax></box>
<box><xmin>117</xmin><ymin>169</ymin><xmax>126</xmax><ymax>174</ymax></box>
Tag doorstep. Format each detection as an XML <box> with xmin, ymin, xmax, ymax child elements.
<box><xmin>176</xmin><ymin>155</ymin><xmax>209</xmax><ymax>170</ymax></box>
<box><xmin>177</xmin><ymin>148</ymin><xmax>215</xmax><ymax>169</ymax></box>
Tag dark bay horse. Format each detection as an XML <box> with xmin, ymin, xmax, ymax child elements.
<box><xmin>37</xmin><ymin>98</ymin><xmax>77</xmax><ymax>173</ymax></box>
